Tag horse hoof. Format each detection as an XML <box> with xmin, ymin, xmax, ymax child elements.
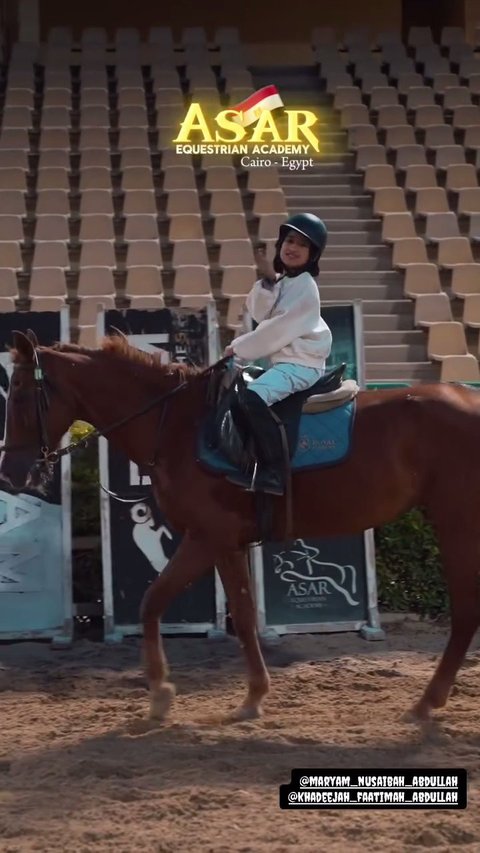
<box><xmin>402</xmin><ymin>703</ymin><xmax>431</xmax><ymax>723</ymax></box>
<box><xmin>149</xmin><ymin>682</ymin><xmax>176</xmax><ymax>721</ymax></box>
<box><xmin>229</xmin><ymin>703</ymin><xmax>262</xmax><ymax>722</ymax></box>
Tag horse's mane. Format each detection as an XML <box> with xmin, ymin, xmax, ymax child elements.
<box><xmin>51</xmin><ymin>336</ymin><xmax>203</xmax><ymax>380</ymax></box>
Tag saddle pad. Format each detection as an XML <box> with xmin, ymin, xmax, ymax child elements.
<box><xmin>198</xmin><ymin>399</ymin><xmax>356</xmax><ymax>476</ymax></box>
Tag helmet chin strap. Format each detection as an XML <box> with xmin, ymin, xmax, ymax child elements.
<box><xmin>284</xmin><ymin>264</ymin><xmax>309</xmax><ymax>277</ymax></box>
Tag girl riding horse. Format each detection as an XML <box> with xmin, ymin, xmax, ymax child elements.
<box><xmin>224</xmin><ymin>213</ymin><xmax>333</xmax><ymax>496</ymax></box>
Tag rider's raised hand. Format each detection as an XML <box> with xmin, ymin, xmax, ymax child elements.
<box><xmin>255</xmin><ymin>247</ymin><xmax>276</xmax><ymax>285</ymax></box>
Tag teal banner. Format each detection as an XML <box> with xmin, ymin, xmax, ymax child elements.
<box><xmin>0</xmin><ymin>311</ymin><xmax>71</xmax><ymax>643</ymax></box>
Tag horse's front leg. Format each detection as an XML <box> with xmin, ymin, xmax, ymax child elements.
<box><xmin>140</xmin><ymin>531</ymin><xmax>214</xmax><ymax>721</ymax></box>
<box><xmin>216</xmin><ymin>549</ymin><xmax>271</xmax><ymax>720</ymax></box>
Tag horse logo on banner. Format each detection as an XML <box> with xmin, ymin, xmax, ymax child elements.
<box><xmin>273</xmin><ymin>538</ymin><xmax>360</xmax><ymax>606</ymax></box>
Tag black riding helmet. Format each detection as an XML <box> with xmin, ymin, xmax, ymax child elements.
<box><xmin>273</xmin><ymin>213</ymin><xmax>328</xmax><ymax>277</ymax></box>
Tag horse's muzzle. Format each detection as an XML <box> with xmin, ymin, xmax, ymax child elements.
<box><xmin>0</xmin><ymin>448</ymin><xmax>38</xmax><ymax>492</ymax></box>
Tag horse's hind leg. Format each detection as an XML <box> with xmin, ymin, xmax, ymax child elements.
<box><xmin>408</xmin><ymin>531</ymin><xmax>480</xmax><ymax>721</ymax></box>
<box><xmin>140</xmin><ymin>531</ymin><xmax>214</xmax><ymax>721</ymax></box>
<box><xmin>216</xmin><ymin>549</ymin><xmax>270</xmax><ymax>720</ymax></box>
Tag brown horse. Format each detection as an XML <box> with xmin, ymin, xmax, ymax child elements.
<box><xmin>1</xmin><ymin>330</ymin><xmax>480</xmax><ymax>725</ymax></box>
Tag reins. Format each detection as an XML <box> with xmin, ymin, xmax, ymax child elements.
<box><xmin>2</xmin><ymin>352</ymin><xmax>232</xmax><ymax>468</ymax></box>
<box><xmin>49</xmin><ymin>373</ymin><xmax>187</xmax><ymax>465</ymax></box>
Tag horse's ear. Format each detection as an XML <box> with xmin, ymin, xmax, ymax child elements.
<box><xmin>26</xmin><ymin>329</ymin><xmax>39</xmax><ymax>348</ymax></box>
<box><xmin>12</xmin><ymin>330</ymin><xmax>35</xmax><ymax>362</ymax></box>
<box><xmin>109</xmin><ymin>326</ymin><xmax>128</xmax><ymax>341</ymax></box>
<box><xmin>109</xmin><ymin>326</ymin><xmax>129</xmax><ymax>346</ymax></box>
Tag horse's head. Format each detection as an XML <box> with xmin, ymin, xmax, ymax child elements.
<box><xmin>0</xmin><ymin>331</ymin><xmax>75</xmax><ymax>492</ymax></box>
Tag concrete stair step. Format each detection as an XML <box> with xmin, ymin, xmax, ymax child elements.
<box><xmin>311</xmin><ymin>155</ymin><xmax>354</xmax><ymax>168</ymax></box>
<box><xmin>320</xmin><ymin>219</ymin><xmax>381</xmax><ymax>232</ymax></box>
<box><xmin>363</xmin><ymin>313</ymin><xmax>415</xmax><ymax>331</ymax></box>
<box><xmin>282</xmin><ymin>183</ymin><xmax>371</xmax><ymax>199</ymax></box>
<box><xmin>323</xmin><ymin>245</ymin><xmax>389</xmax><ymax>258</ymax></box>
<box><xmin>288</xmin><ymin>206</ymin><xmax>371</xmax><ymax>219</ymax></box>
<box><xmin>320</xmin><ymin>270</ymin><xmax>403</xmax><ymax>283</ymax></box>
<box><xmin>251</xmin><ymin>65</ymin><xmax>321</xmax><ymax>74</ymax></box>
<box><xmin>282</xmin><ymin>159</ymin><xmax>352</xmax><ymax>169</ymax></box>
<box><xmin>366</xmin><ymin>362</ymin><xmax>440</xmax><ymax>382</ymax></box>
<box><xmin>320</xmin><ymin>283</ymin><xmax>404</xmax><ymax>299</ymax></box>
<box><xmin>251</xmin><ymin>76</ymin><xmax>324</xmax><ymax>92</ymax></box>
<box><xmin>320</xmin><ymin>257</ymin><xmax>392</xmax><ymax>272</ymax></box>
<box><xmin>326</xmin><ymin>231</ymin><xmax>383</xmax><ymax>245</ymax></box>
<box><xmin>300</xmin><ymin>163</ymin><xmax>355</xmax><ymax>173</ymax></box>
<box><xmin>307</xmin><ymin>145</ymin><xmax>346</xmax><ymax>155</ymax></box>
<box><xmin>313</xmin><ymin>152</ymin><xmax>353</xmax><ymax>162</ymax></box>
<box><xmin>366</xmin><ymin>344</ymin><xmax>429</xmax><ymax>363</ymax></box>
<box><xmin>364</xmin><ymin>330</ymin><xmax>425</xmax><ymax>346</ymax></box>
<box><xmin>280</xmin><ymin>181</ymin><xmax>362</xmax><ymax>194</ymax></box>
<box><xmin>301</xmin><ymin>162</ymin><xmax>354</xmax><ymax>171</ymax></box>
<box><xmin>280</xmin><ymin>174</ymin><xmax>362</xmax><ymax>187</ymax></box>
<box><xmin>253</xmin><ymin>79</ymin><xmax>330</xmax><ymax>92</ymax></box>
<box><xmin>359</xmin><ymin>299</ymin><xmax>413</xmax><ymax>315</ymax></box>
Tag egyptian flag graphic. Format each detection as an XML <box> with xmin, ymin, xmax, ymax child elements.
<box><xmin>230</xmin><ymin>85</ymin><xmax>284</xmax><ymax>127</ymax></box>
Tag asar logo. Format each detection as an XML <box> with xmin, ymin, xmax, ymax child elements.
<box><xmin>173</xmin><ymin>85</ymin><xmax>321</xmax><ymax>153</ymax></box>
<box><xmin>273</xmin><ymin>538</ymin><xmax>359</xmax><ymax>606</ymax></box>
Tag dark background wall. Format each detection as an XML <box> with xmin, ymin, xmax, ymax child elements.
<box><xmin>38</xmin><ymin>0</ymin><xmax>403</xmax><ymax>42</ymax></box>
<box><xmin>401</xmin><ymin>0</ymin><xmax>465</xmax><ymax>41</ymax></box>
<box><xmin>4</xmin><ymin>0</ymin><xmax>474</xmax><ymax>55</ymax></box>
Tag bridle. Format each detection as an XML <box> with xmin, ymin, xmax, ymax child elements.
<box><xmin>1</xmin><ymin>350</ymin><xmax>53</xmax><ymax>470</ymax></box>
<box><xmin>1</xmin><ymin>348</ymin><xmax>231</xmax><ymax>477</ymax></box>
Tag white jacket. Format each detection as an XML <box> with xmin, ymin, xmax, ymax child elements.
<box><xmin>232</xmin><ymin>272</ymin><xmax>332</xmax><ymax>369</ymax></box>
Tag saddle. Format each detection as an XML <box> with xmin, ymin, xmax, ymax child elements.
<box><xmin>242</xmin><ymin>365</ymin><xmax>359</xmax><ymax>414</ymax></box>
<box><xmin>206</xmin><ymin>360</ymin><xmax>358</xmax><ymax>469</ymax></box>
<box><xmin>203</xmin><ymin>361</ymin><xmax>359</xmax><ymax>542</ymax></box>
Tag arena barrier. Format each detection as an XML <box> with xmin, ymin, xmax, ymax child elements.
<box><xmin>0</xmin><ymin>309</ymin><xmax>73</xmax><ymax>646</ymax></box>
<box><xmin>0</xmin><ymin>304</ymin><xmax>383</xmax><ymax>643</ymax></box>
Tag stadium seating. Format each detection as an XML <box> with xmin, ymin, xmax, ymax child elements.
<box><xmin>0</xmin><ymin>24</ymin><xmax>478</xmax><ymax>381</ymax></box>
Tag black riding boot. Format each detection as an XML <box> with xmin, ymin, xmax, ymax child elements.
<box><xmin>227</xmin><ymin>388</ymin><xmax>285</xmax><ymax>496</ymax></box>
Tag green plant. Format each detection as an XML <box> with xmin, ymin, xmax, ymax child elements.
<box><xmin>375</xmin><ymin>509</ymin><xmax>448</xmax><ymax>618</ymax></box>
<box><xmin>70</xmin><ymin>425</ymin><xmax>100</xmax><ymax>537</ymax></box>
<box><xmin>70</xmin><ymin>420</ymin><xmax>95</xmax><ymax>442</ymax></box>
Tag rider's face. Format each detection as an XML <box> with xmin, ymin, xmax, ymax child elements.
<box><xmin>280</xmin><ymin>231</ymin><xmax>311</xmax><ymax>269</ymax></box>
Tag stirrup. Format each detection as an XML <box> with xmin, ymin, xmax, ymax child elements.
<box><xmin>254</xmin><ymin>472</ymin><xmax>284</xmax><ymax>497</ymax></box>
<box><xmin>248</xmin><ymin>462</ymin><xmax>284</xmax><ymax>496</ymax></box>
<box><xmin>228</xmin><ymin>462</ymin><xmax>284</xmax><ymax>497</ymax></box>
<box><xmin>227</xmin><ymin>460</ymin><xmax>258</xmax><ymax>492</ymax></box>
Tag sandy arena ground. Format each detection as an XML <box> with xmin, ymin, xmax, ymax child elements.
<box><xmin>0</xmin><ymin>617</ymin><xmax>479</xmax><ymax>853</ymax></box>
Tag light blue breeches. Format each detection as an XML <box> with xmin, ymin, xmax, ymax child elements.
<box><xmin>247</xmin><ymin>362</ymin><xmax>325</xmax><ymax>407</ymax></box>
